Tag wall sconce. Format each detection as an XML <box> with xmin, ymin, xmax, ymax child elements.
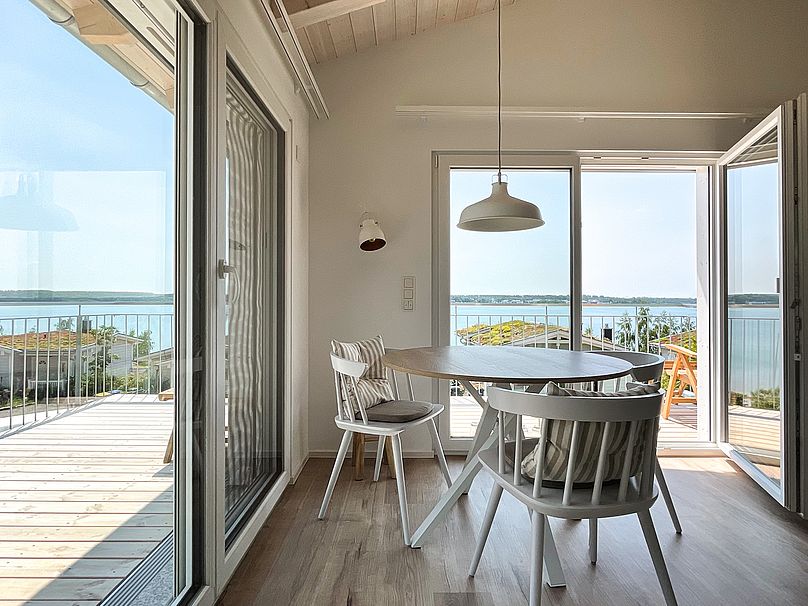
<box><xmin>358</xmin><ymin>212</ymin><xmax>386</xmax><ymax>251</ymax></box>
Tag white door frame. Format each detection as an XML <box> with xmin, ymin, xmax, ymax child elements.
<box><xmin>433</xmin><ymin>151</ymin><xmax>720</xmax><ymax>454</ymax></box>
<box><xmin>713</xmin><ymin>106</ymin><xmax>797</xmax><ymax>508</ymax></box>
<box><xmin>211</xmin><ymin>12</ymin><xmax>294</xmax><ymax>592</ymax></box>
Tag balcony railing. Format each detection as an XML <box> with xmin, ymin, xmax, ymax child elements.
<box><xmin>450</xmin><ymin>303</ymin><xmax>780</xmax><ymax>397</ymax></box>
<box><xmin>0</xmin><ymin>304</ymin><xmax>173</xmax><ymax>434</ymax></box>
<box><xmin>450</xmin><ymin>304</ymin><xmax>696</xmax><ymax>352</ymax></box>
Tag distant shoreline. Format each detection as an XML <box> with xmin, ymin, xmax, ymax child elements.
<box><xmin>450</xmin><ymin>294</ymin><xmax>778</xmax><ymax>306</ymax></box>
<box><xmin>0</xmin><ymin>291</ymin><xmax>173</xmax><ymax>305</ymax></box>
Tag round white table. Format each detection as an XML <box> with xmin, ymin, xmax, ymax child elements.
<box><xmin>382</xmin><ymin>346</ymin><xmax>633</xmax><ymax>586</ymax></box>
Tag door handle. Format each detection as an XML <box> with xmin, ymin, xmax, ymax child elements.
<box><xmin>217</xmin><ymin>259</ymin><xmax>235</xmax><ymax>279</ymax></box>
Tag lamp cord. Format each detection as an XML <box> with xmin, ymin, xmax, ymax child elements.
<box><xmin>497</xmin><ymin>0</ymin><xmax>502</xmax><ymax>182</ymax></box>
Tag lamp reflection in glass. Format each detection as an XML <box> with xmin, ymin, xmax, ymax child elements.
<box><xmin>358</xmin><ymin>212</ymin><xmax>386</xmax><ymax>251</ymax></box>
<box><xmin>0</xmin><ymin>175</ymin><xmax>78</xmax><ymax>232</ymax></box>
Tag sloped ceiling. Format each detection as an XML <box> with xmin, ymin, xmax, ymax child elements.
<box><xmin>283</xmin><ymin>0</ymin><xmax>515</xmax><ymax>63</ymax></box>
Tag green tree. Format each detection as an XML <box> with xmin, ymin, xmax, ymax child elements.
<box><xmin>57</xmin><ymin>318</ymin><xmax>75</xmax><ymax>331</ymax></box>
<box><xmin>615</xmin><ymin>307</ymin><xmax>695</xmax><ymax>352</ymax></box>
<box><xmin>129</xmin><ymin>328</ymin><xmax>153</xmax><ymax>356</ymax></box>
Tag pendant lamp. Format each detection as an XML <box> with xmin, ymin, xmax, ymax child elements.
<box><xmin>457</xmin><ymin>0</ymin><xmax>544</xmax><ymax>232</ymax></box>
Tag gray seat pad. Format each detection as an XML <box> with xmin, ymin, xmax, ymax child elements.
<box><xmin>356</xmin><ymin>400</ymin><xmax>436</xmax><ymax>423</ymax></box>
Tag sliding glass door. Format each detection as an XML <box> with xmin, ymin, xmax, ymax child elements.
<box><xmin>221</xmin><ymin>64</ymin><xmax>284</xmax><ymax>543</ymax></box>
<box><xmin>716</xmin><ymin>99</ymin><xmax>806</xmax><ymax>510</ymax></box>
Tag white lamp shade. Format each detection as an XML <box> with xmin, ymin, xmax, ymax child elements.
<box><xmin>457</xmin><ymin>181</ymin><xmax>544</xmax><ymax>232</ymax></box>
<box><xmin>358</xmin><ymin>217</ymin><xmax>386</xmax><ymax>251</ymax></box>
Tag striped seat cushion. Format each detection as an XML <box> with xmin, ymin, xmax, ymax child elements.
<box><xmin>331</xmin><ymin>336</ymin><xmax>394</xmax><ymax>411</ymax></box>
<box><xmin>521</xmin><ymin>382</ymin><xmax>658</xmax><ymax>485</ymax></box>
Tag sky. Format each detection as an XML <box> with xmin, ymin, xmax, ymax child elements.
<box><xmin>0</xmin><ymin>0</ymin><xmax>174</xmax><ymax>294</ymax></box>
<box><xmin>451</xmin><ymin>169</ymin><xmax>700</xmax><ymax>298</ymax></box>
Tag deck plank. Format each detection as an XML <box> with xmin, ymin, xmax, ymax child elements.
<box><xmin>0</xmin><ymin>396</ymin><xmax>174</xmax><ymax>603</ymax></box>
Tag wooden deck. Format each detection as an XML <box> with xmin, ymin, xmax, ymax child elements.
<box><xmin>449</xmin><ymin>395</ymin><xmax>701</xmax><ymax>443</ymax></box>
<box><xmin>0</xmin><ymin>395</ymin><xmax>174</xmax><ymax>606</ymax></box>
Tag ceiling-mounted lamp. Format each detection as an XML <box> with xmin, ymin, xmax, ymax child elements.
<box><xmin>358</xmin><ymin>212</ymin><xmax>386</xmax><ymax>251</ymax></box>
<box><xmin>457</xmin><ymin>0</ymin><xmax>544</xmax><ymax>232</ymax></box>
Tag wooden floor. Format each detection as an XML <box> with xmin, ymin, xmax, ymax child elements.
<box><xmin>219</xmin><ymin>456</ymin><xmax>808</xmax><ymax>606</ymax></box>
<box><xmin>0</xmin><ymin>395</ymin><xmax>174</xmax><ymax>606</ymax></box>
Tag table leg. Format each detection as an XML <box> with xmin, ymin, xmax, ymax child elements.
<box><xmin>410</xmin><ymin>414</ymin><xmax>515</xmax><ymax>547</ymax></box>
<box><xmin>528</xmin><ymin>509</ymin><xmax>566</xmax><ymax>588</ymax></box>
<box><xmin>460</xmin><ymin>380</ymin><xmax>499</xmax><ymax>467</ymax></box>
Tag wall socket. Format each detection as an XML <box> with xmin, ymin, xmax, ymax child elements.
<box><xmin>402</xmin><ymin>276</ymin><xmax>415</xmax><ymax>311</ymax></box>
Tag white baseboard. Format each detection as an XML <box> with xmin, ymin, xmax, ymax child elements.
<box><xmin>290</xmin><ymin>455</ymin><xmax>309</xmax><ymax>484</ymax></box>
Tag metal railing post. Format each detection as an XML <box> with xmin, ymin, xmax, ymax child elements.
<box><xmin>75</xmin><ymin>306</ymin><xmax>82</xmax><ymax>401</ymax></box>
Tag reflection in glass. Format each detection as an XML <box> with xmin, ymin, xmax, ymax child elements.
<box><xmin>726</xmin><ymin>127</ymin><xmax>782</xmax><ymax>485</ymax></box>
<box><xmin>224</xmin><ymin>71</ymin><xmax>283</xmax><ymax>537</ymax></box>
<box><xmin>0</xmin><ymin>0</ymin><xmax>186</xmax><ymax>603</ymax></box>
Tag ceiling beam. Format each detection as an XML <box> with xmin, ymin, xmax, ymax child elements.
<box><xmin>288</xmin><ymin>0</ymin><xmax>386</xmax><ymax>29</ymax></box>
<box><xmin>73</xmin><ymin>4</ymin><xmax>134</xmax><ymax>44</ymax></box>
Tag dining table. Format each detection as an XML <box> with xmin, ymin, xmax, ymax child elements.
<box><xmin>382</xmin><ymin>345</ymin><xmax>633</xmax><ymax>587</ymax></box>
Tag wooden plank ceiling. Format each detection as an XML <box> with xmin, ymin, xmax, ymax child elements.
<box><xmin>283</xmin><ymin>0</ymin><xmax>516</xmax><ymax>64</ymax></box>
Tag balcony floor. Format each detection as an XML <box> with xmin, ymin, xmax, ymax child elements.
<box><xmin>0</xmin><ymin>394</ymin><xmax>173</xmax><ymax>606</ymax></box>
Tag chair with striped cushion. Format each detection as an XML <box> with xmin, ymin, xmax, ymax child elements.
<box><xmin>318</xmin><ymin>337</ymin><xmax>451</xmax><ymax>546</ymax></box>
<box><xmin>586</xmin><ymin>350</ymin><xmax>683</xmax><ymax>539</ymax></box>
<box><xmin>468</xmin><ymin>385</ymin><xmax>677</xmax><ymax>606</ymax></box>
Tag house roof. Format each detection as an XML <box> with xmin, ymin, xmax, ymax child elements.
<box><xmin>0</xmin><ymin>330</ymin><xmax>141</xmax><ymax>352</ymax></box>
<box><xmin>284</xmin><ymin>0</ymin><xmax>516</xmax><ymax>64</ymax></box>
<box><xmin>0</xmin><ymin>330</ymin><xmax>97</xmax><ymax>352</ymax></box>
<box><xmin>456</xmin><ymin>320</ymin><xmax>621</xmax><ymax>350</ymax></box>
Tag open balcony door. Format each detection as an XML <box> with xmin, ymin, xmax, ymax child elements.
<box><xmin>714</xmin><ymin>94</ymin><xmax>807</xmax><ymax>513</ymax></box>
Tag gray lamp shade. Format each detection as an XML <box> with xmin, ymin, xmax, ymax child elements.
<box><xmin>358</xmin><ymin>216</ymin><xmax>386</xmax><ymax>251</ymax></box>
<box><xmin>457</xmin><ymin>181</ymin><xmax>544</xmax><ymax>232</ymax></box>
<box><xmin>0</xmin><ymin>177</ymin><xmax>78</xmax><ymax>232</ymax></box>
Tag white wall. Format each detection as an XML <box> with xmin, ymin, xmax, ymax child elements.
<box><xmin>307</xmin><ymin>0</ymin><xmax>808</xmax><ymax>455</ymax></box>
<box><xmin>216</xmin><ymin>0</ymin><xmax>310</xmax><ymax>478</ymax></box>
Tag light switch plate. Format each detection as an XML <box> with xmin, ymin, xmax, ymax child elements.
<box><xmin>402</xmin><ymin>275</ymin><xmax>415</xmax><ymax>311</ymax></box>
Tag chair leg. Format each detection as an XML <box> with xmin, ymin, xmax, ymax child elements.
<box><xmin>384</xmin><ymin>438</ymin><xmax>396</xmax><ymax>479</ymax></box>
<box><xmin>529</xmin><ymin>511</ymin><xmax>546</xmax><ymax>606</ymax></box>
<box><xmin>637</xmin><ymin>509</ymin><xmax>678</xmax><ymax>606</ymax></box>
<box><xmin>373</xmin><ymin>436</ymin><xmax>386</xmax><ymax>482</ymax></box>
<box><xmin>428</xmin><ymin>419</ymin><xmax>452</xmax><ymax>488</ymax></box>
<box><xmin>468</xmin><ymin>484</ymin><xmax>504</xmax><ymax>577</ymax></box>
<box><xmin>318</xmin><ymin>430</ymin><xmax>353</xmax><ymax>520</ymax></box>
<box><xmin>352</xmin><ymin>433</ymin><xmax>365</xmax><ymax>481</ymax></box>
<box><xmin>656</xmin><ymin>458</ymin><xmax>683</xmax><ymax>534</ymax></box>
<box><xmin>390</xmin><ymin>433</ymin><xmax>411</xmax><ymax>546</ymax></box>
<box><xmin>588</xmin><ymin>518</ymin><xmax>598</xmax><ymax>564</ymax></box>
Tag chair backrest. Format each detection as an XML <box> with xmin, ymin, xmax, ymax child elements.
<box><xmin>330</xmin><ymin>348</ymin><xmax>413</xmax><ymax>425</ymax></box>
<box><xmin>587</xmin><ymin>350</ymin><xmax>664</xmax><ymax>383</ymax></box>
<box><xmin>487</xmin><ymin>386</ymin><xmax>662</xmax><ymax>507</ymax></box>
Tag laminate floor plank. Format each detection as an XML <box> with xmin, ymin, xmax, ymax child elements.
<box><xmin>219</xmin><ymin>456</ymin><xmax>808</xmax><ymax>606</ymax></box>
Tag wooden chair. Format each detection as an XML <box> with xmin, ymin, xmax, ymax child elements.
<box><xmin>468</xmin><ymin>386</ymin><xmax>677</xmax><ymax>606</ymax></box>
<box><xmin>586</xmin><ymin>351</ymin><xmax>682</xmax><ymax>538</ymax></box>
<box><xmin>318</xmin><ymin>353</ymin><xmax>452</xmax><ymax>546</ymax></box>
<box><xmin>660</xmin><ymin>344</ymin><xmax>697</xmax><ymax>419</ymax></box>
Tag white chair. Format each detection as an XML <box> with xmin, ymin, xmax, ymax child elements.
<box><xmin>468</xmin><ymin>386</ymin><xmax>677</xmax><ymax>606</ymax></box>
<box><xmin>317</xmin><ymin>352</ymin><xmax>451</xmax><ymax>546</ymax></box>
<box><xmin>586</xmin><ymin>350</ymin><xmax>683</xmax><ymax>538</ymax></box>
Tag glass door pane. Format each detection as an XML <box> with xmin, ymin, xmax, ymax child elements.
<box><xmin>223</xmin><ymin>68</ymin><xmax>284</xmax><ymax>540</ymax></box>
<box><xmin>723</xmin><ymin>123</ymin><xmax>784</xmax><ymax>489</ymax></box>
<box><xmin>449</xmin><ymin>168</ymin><xmax>571</xmax><ymax>439</ymax></box>
<box><xmin>581</xmin><ymin>170</ymin><xmax>705</xmax><ymax>443</ymax></box>
<box><xmin>0</xmin><ymin>1</ymin><xmax>198</xmax><ymax>603</ymax></box>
